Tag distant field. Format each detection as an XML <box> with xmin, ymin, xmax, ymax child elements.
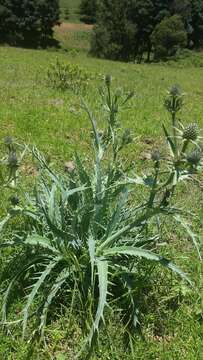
<box><xmin>60</xmin><ymin>0</ymin><xmax>81</xmax><ymax>22</ymax></box>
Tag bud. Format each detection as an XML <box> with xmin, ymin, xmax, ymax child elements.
<box><xmin>151</xmin><ymin>150</ymin><xmax>161</xmax><ymax>162</ymax></box>
<box><xmin>187</xmin><ymin>150</ymin><xmax>202</xmax><ymax>166</ymax></box>
<box><xmin>169</xmin><ymin>84</ymin><xmax>182</xmax><ymax>97</ymax></box>
<box><xmin>183</xmin><ymin>123</ymin><xmax>199</xmax><ymax>141</ymax></box>
<box><xmin>9</xmin><ymin>195</ymin><xmax>20</xmax><ymax>206</ymax></box>
<box><xmin>4</xmin><ymin>136</ymin><xmax>13</xmax><ymax>146</ymax></box>
<box><xmin>164</xmin><ymin>84</ymin><xmax>183</xmax><ymax>113</ymax></box>
<box><xmin>121</xmin><ymin>129</ymin><xmax>133</xmax><ymax>146</ymax></box>
<box><xmin>7</xmin><ymin>152</ymin><xmax>18</xmax><ymax>168</ymax></box>
<box><xmin>105</xmin><ymin>74</ymin><xmax>112</xmax><ymax>87</ymax></box>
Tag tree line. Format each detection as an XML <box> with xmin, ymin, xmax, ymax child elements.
<box><xmin>81</xmin><ymin>0</ymin><xmax>203</xmax><ymax>61</ymax></box>
<box><xmin>0</xmin><ymin>0</ymin><xmax>202</xmax><ymax>60</ymax></box>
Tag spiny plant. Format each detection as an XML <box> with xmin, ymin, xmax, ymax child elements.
<box><xmin>0</xmin><ymin>136</ymin><xmax>27</xmax><ymax>239</ymax></box>
<box><xmin>0</xmin><ymin>78</ymin><xmax>202</xmax><ymax>358</ymax></box>
<box><xmin>47</xmin><ymin>58</ymin><xmax>90</xmax><ymax>94</ymax></box>
<box><xmin>0</xmin><ymin>137</ymin><xmax>25</xmax><ymax>189</ymax></box>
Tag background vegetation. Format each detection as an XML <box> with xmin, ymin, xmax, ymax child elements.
<box><xmin>0</xmin><ymin>0</ymin><xmax>60</xmax><ymax>47</ymax></box>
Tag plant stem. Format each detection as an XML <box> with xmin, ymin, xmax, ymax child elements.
<box><xmin>97</xmin><ymin>207</ymin><xmax>161</xmax><ymax>254</ymax></box>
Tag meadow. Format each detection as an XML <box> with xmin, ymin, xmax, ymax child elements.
<box><xmin>60</xmin><ymin>0</ymin><xmax>81</xmax><ymax>21</ymax></box>
<box><xmin>0</xmin><ymin>20</ymin><xmax>203</xmax><ymax>360</ymax></box>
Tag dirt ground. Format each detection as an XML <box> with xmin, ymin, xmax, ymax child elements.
<box><xmin>55</xmin><ymin>22</ymin><xmax>93</xmax><ymax>32</ymax></box>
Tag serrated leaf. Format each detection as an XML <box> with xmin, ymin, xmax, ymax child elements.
<box><xmin>174</xmin><ymin>215</ymin><xmax>202</xmax><ymax>260</ymax></box>
<box><xmin>88</xmin><ymin>259</ymin><xmax>108</xmax><ymax>345</ymax></box>
<box><xmin>25</xmin><ymin>235</ymin><xmax>59</xmax><ymax>254</ymax></box>
<box><xmin>103</xmin><ymin>246</ymin><xmax>192</xmax><ymax>285</ymax></box>
<box><xmin>22</xmin><ymin>259</ymin><xmax>60</xmax><ymax>338</ymax></box>
<box><xmin>39</xmin><ymin>268</ymin><xmax>70</xmax><ymax>337</ymax></box>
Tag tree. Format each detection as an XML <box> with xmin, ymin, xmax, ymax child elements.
<box><xmin>91</xmin><ymin>0</ymin><xmax>137</xmax><ymax>61</ymax></box>
<box><xmin>151</xmin><ymin>15</ymin><xmax>187</xmax><ymax>60</ymax></box>
<box><xmin>128</xmin><ymin>0</ymin><xmax>172</xmax><ymax>62</ymax></box>
<box><xmin>190</xmin><ymin>0</ymin><xmax>203</xmax><ymax>47</ymax></box>
<box><xmin>0</xmin><ymin>0</ymin><xmax>60</xmax><ymax>47</ymax></box>
<box><xmin>79</xmin><ymin>0</ymin><xmax>97</xmax><ymax>24</ymax></box>
<box><xmin>91</xmin><ymin>0</ymin><xmax>175</xmax><ymax>62</ymax></box>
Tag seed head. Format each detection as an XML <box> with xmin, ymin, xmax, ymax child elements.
<box><xmin>115</xmin><ymin>87</ymin><xmax>122</xmax><ymax>98</ymax></box>
<box><xmin>183</xmin><ymin>123</ymin><xmax>199</xmax><ymax>141</ymax></box>
<box><xmin>64</xmin><ymin>161</ymin><xmax>75</xmax><ymax>173</ymax></box>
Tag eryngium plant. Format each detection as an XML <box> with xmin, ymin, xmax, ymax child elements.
<box><xmin>47</xmin><ymin>58</ymin><xmax>90</xmax><ymax>95</ymax></box>
<box><xmin>0</xmin><ymin>137</ymin><xmax>25</xmax><ymax>188</ymax></box>
<box><xmin>0</xmin><ymin>79</ymin><xmax>202</xmax><ymax>358</ymax></box>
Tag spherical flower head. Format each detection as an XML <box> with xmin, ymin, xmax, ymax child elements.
<box><xmin>9</xmin><ymin>195</ymin><xmax>20</xmax><ymax>206</ymax></box>
<box><xmin>4</xmin><ymin>136</ymin><xmax>13</xmax><ymax>146</ymax></box>
<box><xmin>115</xmin><ymin>87</ymin><xmax>122</xmax><ymax>98</ymax></box>
<box><xmin>187</xmin><ymin>149</ymin><xmax>202</xmax><ymax>165</ymax></box>
<box><xmin>183</xmin><ymin>123</ymin><xmax>199</xmax><ymax>141</ymax></box>
<box><xmin>8</xmin><ymin>152</ymin><xmax>18</xmax><ymax>168</ymax></box>
<box><xmin>169</xmin><ymin>84</ymin><xmax>182</xmax><ymax>97</ymax></box>
<box><xmin>151</xmin><ymin>150</ymin><xmax>161</xmax><ymax>162</ymax></box>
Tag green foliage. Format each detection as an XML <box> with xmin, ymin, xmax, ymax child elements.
<box><xmin>80</xmin><ymin>0</ymin><xmax>98</xmax><ymax>24</ymax></box>
<box><xmin>91</xmin><ymin>0</ymin><xmax>173</xmax><ymax>62</ymax></box>
<box><xmin>151</xmin><ymin>15</ymin><xmax>187</xmax><ymax>60</ymax></box>
<box><xmin>47</xmin><ymin>58</ymin><xmax>90</xmax><ymax>94</ymax></box>
<box><xmin>91</xmin><ymin>0</ymin><xmax>135</xmax><ymax>61</ymax></box>
<box><xmin>91</xmin><ymin>0</ymin><xmax>203</xmax><ymax>62</ymax></box>
<box><xmin>0</xmin><ymin>0</ymin><xmax>60</xmax><ymax>47</ymax></box>
<box><xmin>0</xmin><ymin>77</ymin><xmax>202</xmax><ymax>358</ymax></box>
<box><xmin>190</xmin><ymin>0</ymin><xmax>203</xmax><ymax>47</ymax></box>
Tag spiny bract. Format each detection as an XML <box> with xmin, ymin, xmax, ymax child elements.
<box><xmin>187</xmin><ymin>149</ymin><xmax>202</xmax><ymax>165</ymax></box>
<box><xmin>183</xmin><ymin>123</ymin><xmax>199</xmax><ymax>141</ymax></box>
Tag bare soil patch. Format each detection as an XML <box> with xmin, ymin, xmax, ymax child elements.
<box><xmin>56</xmin><ymin>22</ymin><xmax>93</xmax><ymax>32</ymax></box>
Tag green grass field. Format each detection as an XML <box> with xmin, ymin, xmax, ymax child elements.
<box><xmin>0</xmin><ymin>23</ymin><xmax>203</xmax><ymax>360</ymax></box>
<box><xmin>60</xmin><ymin>0</ymin><xmax>81</xmax><ymax>21</ymax></box>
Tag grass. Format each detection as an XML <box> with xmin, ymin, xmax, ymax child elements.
<box><xmin>0</xmin><ymin>27</ymin><xmax>203</xmax><ymax>359</ymax></box>
<box><xmin>60</xmin><ymin>0</ymin><xmax>81</xmax><ymax>22</ymax></box>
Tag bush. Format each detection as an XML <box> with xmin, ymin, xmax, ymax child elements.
<box><xmin>47</xmin><ymin>59</ymin><xmax>90</xmax><ymax>94</ymax></box>
<box><xmin>151</xmin><ymin>15</ymin><xmax>187</xmax><ymax>60</ymax></box>
<box><xmin>0</xmin><ymin>78</ymin><xmax>202</xmax><ymax>357</ymax></box>
<box><xmin>0</xmin><ymin>0</ymin><xmax>60</xmax><ymax>47</ymax></box>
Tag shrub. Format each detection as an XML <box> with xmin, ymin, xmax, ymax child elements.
<box><xmin>0</xmin><ymin>78</ymin><xmax>202</xmax><ymax>357</ymax></box>
<box><xmin>151</xmin><ymin>15</ymin><xmax>187</xmax><ymax>60</ymax></box>
<box><xmin>47</xmin><ymin>59</ymin><xmax>90</xmax><ymax>94</ymax></box>
<box><xmin>0</xmin><ymin>0</ymin><xmax>60</xmax><ymax>47</ymax></box>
